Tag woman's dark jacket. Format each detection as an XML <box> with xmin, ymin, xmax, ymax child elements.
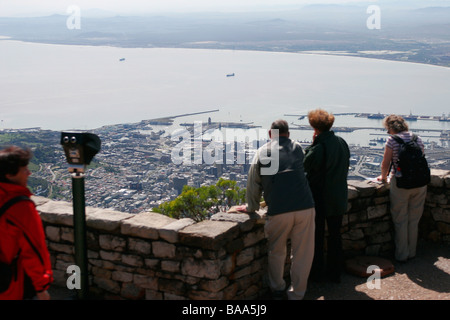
<box><xmin>304</xmin><ymin>131</ymin><xmax>350</xmax><ymax>217</ymax></box>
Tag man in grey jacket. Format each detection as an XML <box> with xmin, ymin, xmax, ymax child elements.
<box><xmin>235</xmin><ymin>119</ymin><xmax>315</xmax><ymax>300</ymax></box>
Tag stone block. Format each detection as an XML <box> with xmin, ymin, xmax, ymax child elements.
<box><xmin>144</xmin><ymin>259</ymin><xmax>159</xmax><ymax>269</ymax></box>
<box><xmin>432</xmin><ymin>208</ymin><xmax>450</xmax><ymax>224</ymax></box>
<box><xmin>93</xmin><ymin>277</ymin><xmax>120</xmax><ymax>294</ymax></box>
<box><xmin>153</xmin><ymin>241</ymin><xmax>176</xmax><ymax>259</ymax></box>
<box><xmin>445</xmin><ymin>174</ymin><xmax>450</xmax><ymax>188</ymax></box>
<box><xmin>146</xmin><ymin>289</ymin><xmax>163</xmax><ymax>300</ymax></box>
<box><xmin>122</xmin><ymin>254</ymin><xmax>144</xmax><ymax>267</ymax></box>
<box><xmin>128</xmin><ymin>238</ymin><xmax>151</xmax><ymax>255</ymax></box>
<box><xmin>347</xmin><ymin>185</ymin><xmax>359</xmax><ymax>200</ymax></box>
<box><xmin>31</xmin><ymin>195</ymin><xmax>50</xmax><ymax>207</ymax></box>
<box><xmin>347</xmin><ymin>210</ymin><xmax>367</xmax><ymax>224</ymax></box>
<box><xmin>210</xmin><ymin>212</ymin><xmax>258</xmax><ymax>232</ymax></box>
<box><xmin>342</xmin><ymin>228</ymin><xmax>365</xmax><ymax>241</ymax></box>
<box><xmin>86</xmin><ymin>208</ymin><xmax>133</xmax><ymax>232</ymax></box>
<box><xmin>61</xmin><ymin>227</ymin><xmax>74</xmax><ymax>243</ymax></box>
<box><xmin>348</xmin><ymin>180</ymin><xmax>376</xmax><ymax>198</ymax></box>
<box><xmin>134</xmin><ymin>274</ymin><xmax>158</xmax><ymax>290</ymax></box>
<box><xmin>367</xmin><ymin>232</ymin><xmax>392</xmax><ymax>244</ymax></box>
<box><xmin>48</xmin><ymin>242</ymin><xmax>74</xmax><ymax>255</ymax></box>
<box><xmin>99</xmin><ymin>234</ymin><xmax>127</xmax><ymax>252</ymax></box>
<box><xmin>159</xmin><ymin>218</ymin><xmax>195</xmax><ymax>243</ymax></box>
<box><xmin>374</xmin><ymin>181</ymin><xmax>390</xmax><ymax>195</ymax></box>
<box><xmin>429</xmin><ymin>169</ymin><xmax>450</xmax><ymax>187</ymax></box>
<box><xmin>431</xmin><ymin>194</ymin><xmax>448</xmax><ymax>206</ymax></box>
<box><xmin>188</xmin><ymin>290</ymin><xmax>224</xmax><ymax>300</ymax></box>
<box><xmin>231</xmin><ymin>265</ymin><xmax>252</xmax><ymax>280</ymax></box>
<box><xmin>121</xmin><ymin>283</ymin><xmax>145</xmax><ymax>300</ymax></box>
<box><xmin>181</xmin><ymin>257</ymin><xmax>221</xmax><ymax>280</ymax></box>
<box><xmin>349</xmin><ymin>198</ymin><xmax>372</xmax><ymax>213</ymax></box>
<box><xmin>55</xmin><ymin>260</ymin><xmax>74</xmax><ymax>273</ymax></box>
<box><xmin>159</xmin><ymin>278</ymin><xmax>186</xmax><ymax>295</ymax></box>
<box><xmin>92</xmin><ymin>267</ymin><xmax>112</xmax><ymax>279</ymax></box>
<box><xmin>46</xmin><ymin>226</ymin><xmax>60</xmax><ymax>242</ymax></box>
<box><xmin>225</xmin><ymin>238</ymin><xmax>244</xmax><ymax>253</ymax></box>
<box><xmin>365</xmin><ymin>244</ymin><xmax>381</xmax><ymax>256</ymax></box>
<box><xmin>112</xmin><ymin>271</ymin><xmax>133</xmax><ymax>283</ymax></box>
<box><xmin>364</xmin><ymin>221</ymin><xmax>391</xmax><ymax>235</ymax></box>
<box><xmin>38</xmin><ymin>200</ymin><xmax>74</xmax><ymax>226</ymax></box>
<box><xmin>242</xmin><ymin>228</ymin><xmax>265</xmax><ymax>248</ymax></box>
<box><xmin>179</xmin><ymin>220</ymin><xmax>240</xmax><ymax>250</ymax></box>
<box><xmin>342</xmin><ymin>239</ymin><xmax>366</xmax><ymax>252</ymax></box>
<box><xmin>161</xmin><ymin>260</ymin><xmax>181</xmax><ymax>273</ymax></box>
<box><xmin>199</xmin><ymin>276</ymin><xmax>229</xmax><ymax>293</ymax></box>
<box><xmin>373</xmin><ymin>195</ymin><xmax>389</xmax><ymax>205</ymax></box>
<box><xmin>99</xmin><ymin>250</ymin><xmax>122</xmax><ymax>262</ymax></box>
<box><xmin>367</xmin><ymin>204</ymin><xmax>388</xmax><ymax>220</ymax></box>
<box><xmin>236</xmin><ymin>247</ymin><xmax>255</xmax><ymax>266</ymax></box>
<box><xmin>121</xmin><ymin>211</ymin><xmax>176</xmax><ymax>240</ymax></box>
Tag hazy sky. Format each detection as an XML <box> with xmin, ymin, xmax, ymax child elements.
<box><xmin>0</xmin><ymin>0</ymin><xmax>447</xmax><ymax>16</ymax></box>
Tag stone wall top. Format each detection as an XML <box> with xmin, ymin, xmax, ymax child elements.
<box><xmin>34</xmin><ymin>169</ymin><xmax>450</xmax><ymax>249</ymax></box>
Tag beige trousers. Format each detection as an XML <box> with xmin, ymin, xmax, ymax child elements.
<box><xmin>264</xmin><ymin>207</ymin><xmax>315</xmax><ymax>300</ymax></box>
<box><xmin>390</xmin><ymin>176</ymin><xmax>427</xmax><ymax>261</ymax></box>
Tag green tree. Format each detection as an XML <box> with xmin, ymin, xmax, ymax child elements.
<box><xmin>154</xmin><ymin>179</ymin><xmax>246</xmax><ymax>222</ymax></box>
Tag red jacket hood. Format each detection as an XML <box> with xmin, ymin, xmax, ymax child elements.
<box><xmin>0</xmin><ymin>182</ymin><xmax>33</xmax><ymax>207</ymax></box>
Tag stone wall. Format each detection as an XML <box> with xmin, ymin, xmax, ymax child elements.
<box><xmin>36</xmin><ymin>169</ymin><xmax>450</xmax><ymax>300</ymax></box>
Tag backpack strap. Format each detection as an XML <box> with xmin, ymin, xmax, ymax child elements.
<box><xmin>391</xmin><ymin>134</ymin><xmax>404</xmax><ymax>145</ymax></box>
<box><xmin>0</xmin><ymin>196</ymin><xmax>33</xmax><ymax>219</ymax></box>
<box><xmin>389</xmin><ymin>135</ymin><xmax>404</xmax><ymax>172</ymax></box>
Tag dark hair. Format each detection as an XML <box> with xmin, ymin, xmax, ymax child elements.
<box><xmin>308</xmin><ymin>109</ymin><xmax>335</xmax><ymax>132</ymax></box>
<box><xmin>0</xmin><ymin>146</ymin><xmax>32</xmax><ymax>182</ymax></box>
<box><xmin>271</xmin><ymin>119</ymin><xmax>289</xmax><ymax>135</ymax></box>
<box><xmin>383</xmin><ymin>114</ymin><xmax>409</xmax><ymax>133</ymax></box>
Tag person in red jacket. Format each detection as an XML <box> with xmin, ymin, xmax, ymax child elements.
<box><xmin>0</xmin><ymin>146</ymin><xmax>53</xmax><ymax>300</ymax></box>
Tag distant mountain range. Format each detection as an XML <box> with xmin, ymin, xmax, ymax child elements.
<box><xmin>0</xmin><ymin>5</ymin><xmax>449</xmax><ymax>66</ymax></box>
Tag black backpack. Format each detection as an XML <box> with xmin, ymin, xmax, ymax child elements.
<box><xmin>391</xmin><ymin>134</ymin><xmax>431</xmax><ymax>189</ymax></box>
<box><xmin>0</xmin><ymin>196</ymin><xmax>32</xmax><ymax>293</ymax></box>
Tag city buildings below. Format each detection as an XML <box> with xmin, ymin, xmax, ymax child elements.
<box><xmin>3</xmin><ymin>116</ymin><xmax>449</xmax><ymax>215</ymax></box>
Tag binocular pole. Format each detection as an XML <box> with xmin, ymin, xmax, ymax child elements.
<box><xmin>61</xmin><ymin>131</ymin><xmax>101</xmax><ymax>300</ymax></box>
<box><xmin>71</xmin><ymin>169</ymin><xmax>89</xmax><ymax>300</ymax></box>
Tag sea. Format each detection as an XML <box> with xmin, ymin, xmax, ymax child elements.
<box><xmin>1</xmin><ymin>39</ymin><xmax>449</xmax><ymax>147</ymax></box>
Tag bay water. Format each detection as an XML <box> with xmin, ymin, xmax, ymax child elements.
<box><xmin>1</xmin><ymin>39</ymin><xmax>449</xmax><ymax>146</ymax></box>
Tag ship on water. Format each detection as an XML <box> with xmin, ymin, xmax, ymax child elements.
<box><xmin>439</xmin><ymin>113</ymin><xmax>450</xmax><ymax>122</ymax></box>
<box><xmin>403</xmin><ymin>111</ymin><xmax>418</xmax><ymax>121</ymax></box>
<box><xmin>367</xmin><ymin>112</ymin><xmax>384</xmax><ymax>119</ymax></box>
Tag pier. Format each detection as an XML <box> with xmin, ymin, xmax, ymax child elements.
<box><xmin>142</xmin><ymin>109</ymin><xmax>220</xmax><ymax>125</ymax></box>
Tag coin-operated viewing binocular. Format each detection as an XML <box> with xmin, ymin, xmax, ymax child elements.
<box><xmin>60</xmin><ymin>131</ymin><xmax>101</xmax><ymax>300</ymax></box>
<box><xmin>60</xmin><ymin>132</ymin><xmax>101</xmax><ymax>174</ymax></box>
